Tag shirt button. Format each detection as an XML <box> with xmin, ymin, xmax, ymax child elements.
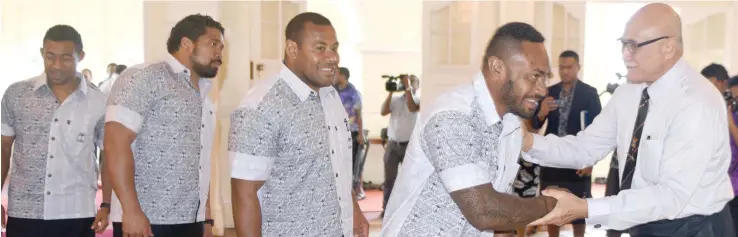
<box><xmin>48</xmin><ymin>174</ymin><xmax>52</xmax><ymax>177</ymax></box>
<box><xmin>331</xmin><ymin>150</ymin><xmax>335</xmax><ymax>154</ymax></box>
<box><xmin>54</xmin><ymin>118</ymin><xmax>58</xmax><ymax>122</ymax></box>
<box><xmin>51</xmin><ymin>137</ymin><xmax>55</xmax><ymax>141</ymax></box>
<box><xmin>335</xmin><ymin>173</ymin><xmax>338</xmax><ymax>177</ymax></box>
<box><xmin>46</xmin><ymin>191</ymin><xmax>51</xmax><ymax>195</ymax></box>
<box><xmin>67</xmin><ymin>120</ymin><xmax>71</xmax><ymax>125</ymax></box>
<box><xmin>201</xmin><ymin>124</ymin><xmax>205</xmax><ymax>128</ymax></box>
<box><xmin>49</xmin><ymin>155</ymin><xmax>54</xmax><ymax>159</ymax></box>
<box><xmin>209</xmin><ymin>111</ymin><xmax>213</xmax><ymax>115</ymax></box>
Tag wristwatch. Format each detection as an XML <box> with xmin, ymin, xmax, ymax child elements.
<box><xmin>100</xmin><ymin>202</ymin><xmax>111</xmax><ymax>209</ymax></box>
<box><xmin>204</xmin><ymin>219</ymin><xmax>214</xmax><ymax>225</ymax></box>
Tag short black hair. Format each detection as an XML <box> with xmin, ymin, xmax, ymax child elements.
<box><xmin>167</xmin><ymin>14</ymin><xmax>225</xmax><ymax>54</ymax></box>
<box><xmin>285</xmin><ymin>12</ymin><xmax>332</xmax><ymax>45</ymax></box>
<box><xmin>729</xmin><ymin>75</ymin><xmax>738</xmax><ymax>88</ymax></box>
<box><xmin>339</xmin><ymin>67</ymin><xmax>350</xmax><ymax>80</ymax></box>
<box><xmin>115</xmin><ymin>65</ymin><xmax>127</xmax><ymax>74</ymax></box>
<box><xmin>701</xmin><ymin>63</ymin><xmax>729</xmax><ymax>81</ymax></box>
<box><xmin>559</xmin><ymin>50</ymin><xmax>579</xmax><ymax>63</ymax></box>
<box><xmin>43</xmin><ymin>25</ymin><xmax>83</xmax><ymax>53</ymax></box>
<box><xmin>484</xmin><ymin>22</ymin><xmax>545</xmax><ymax>66</ymax></box>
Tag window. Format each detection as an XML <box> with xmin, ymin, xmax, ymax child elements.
<box><xmin>684</xmin><ymin>12</ymin><xmax>726</xmax><ymax>69</ymax></box>
<box><xmin>429</xmin><ymin>2</ymin><xmax>473</xmax><ymax>66</ymax></box>
<box><xmin>260</xmin><ymin>1</ymin><xmax>301</xmax><ymax>59</ymax></box>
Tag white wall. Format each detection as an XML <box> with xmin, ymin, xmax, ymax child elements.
<box><xmin>0</xmin><ymin>0</ymin><xmax>144</xmax><ymax>88</ymax></box>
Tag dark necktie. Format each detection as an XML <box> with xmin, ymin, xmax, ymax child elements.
<box><xmin>621</xmin><ymin>88</ymin><xmax>650</xmax><ymax>190</ymax></box>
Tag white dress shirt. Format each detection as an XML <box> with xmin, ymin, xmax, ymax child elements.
<box><xmin>98</xmin><ymin>74</ymin><xmax>118</xmax><ymax>95</ymax></box>
<box><xmin>229</xmin><ymin>65</ymin><xmax>353</xmax><ymax>236</ymax></box>
<box><xmin>523</xmin><ymin>58</ymin><xmax>734</xmax><ymax>230</ymax></box>
<box><xmin>381</xmin><ymin>72</ymin><xmax>522</xmax><ymax>237</ymax></box>
<box><xmin>106</xmin><ymin>54</ymin><xmax>215</xmax><ymax>224</ymax></box>
<box><xmin>387</xmin><ymin>92</ymin><xmax>420</xmax><ymax>142</ymax></box>
<box><xmin>1</xmin><ymin>74</ymin><xmax>106</xmax><ymax>220</ymax></box>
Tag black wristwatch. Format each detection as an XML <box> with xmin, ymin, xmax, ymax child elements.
<box><xmin>204</xmin><ymin>219</ymin><xmax>214</xmax><ymax>225</ymax></box>
<box><xmin>100</xmin><ymin>202</ymin><xmax>111</xmax><ymax>209</ymax></box>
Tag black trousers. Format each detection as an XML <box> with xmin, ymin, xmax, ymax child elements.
<box><xmin>113</xmin><ymin>222</ymin><xmax>203</xmax><ymax>237</ymax></box>
<box><xmin>6</xmin><ymin>217</ymin><xmax>95</xmax><ymax>237</ymax></box>
<box><xmin>728</xmin><ymin>197</ymin><xmax>738</xmax><ymax>234</ymax></box>
<box><xmin>628</xmin><ymin>205</ymin><xmax>735</xmax><ymax>237</ymax></box>
<box><xmin>351</xmin><ymin>131</ymin><xmax>367</xmax><ymax>190</ymax></box>
<box><xmin>383</xmin><ymin>140</ymin><xmax>408</xmax><ymax>210</ymax></box>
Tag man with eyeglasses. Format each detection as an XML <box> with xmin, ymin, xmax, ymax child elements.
<box><xmin>521</xmin><ymin>3</ymin><xmax>735</xmax><ymax>237</ymax></box>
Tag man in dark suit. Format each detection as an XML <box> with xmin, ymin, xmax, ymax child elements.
<box><xmin>531</xmin><ymin>50</ymin><xmax>602</xmax><ymax>237</ymax></box>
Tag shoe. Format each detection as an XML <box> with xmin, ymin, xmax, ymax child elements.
<box><xmin>356</xmin><ymin>191</ymin><xmax>366</xmax><ymax>200</ymax></box>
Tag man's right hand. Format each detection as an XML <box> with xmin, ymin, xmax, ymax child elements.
<box><xmin>538</xmin><ymin>97</ymin><xmax>558</xmax><ymax>118</ymax></box>
<box><xmin>2</xmin><ymin>205</ymin><xmax>5</xmax><ymax>228</ymax></box>
<box><xmin>122</xmin><ymin>209</ymin><xmax>153</xmax><ymax>237</ymax></box>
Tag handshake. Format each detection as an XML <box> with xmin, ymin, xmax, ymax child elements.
<box><xmin>528</xmin><ymin>186</ymin><xmax>590</xmax><ymax>227</ymax></box>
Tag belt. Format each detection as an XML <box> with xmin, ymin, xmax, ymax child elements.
<box><xmin>390</xmin><ymin>140</ymin><xmax>409</xmax><ymax>146</ymax></box>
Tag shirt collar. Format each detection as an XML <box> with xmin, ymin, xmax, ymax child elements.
<box><xmin>165</xmin><ymin>53</ymin><xmax>190</xmax><ymax>75</ymax></box>
<box><xmin>645</xmin><ymin>58</ymin><xmax>689</xmax><ymax>104</ymax></box>
<box><xmin>279</xmin><ymin>64</ymin><xmax>317</xmax><ymax>102</ymax></box>
<box><xmin>472</xmin><ymin>72</ymin><xmax>520</xmax><ymax>136</ymax></box>
<box><xmin>34</xmin><ymin>73</ymin><xmax>89</xmax><ymax>96</ymax></box>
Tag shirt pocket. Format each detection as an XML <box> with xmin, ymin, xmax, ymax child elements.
<box><xmin>638</xmin><ymin>139</ymin><xmax>664</xmax><ymax>183</ymax></box>
<box><xmin>61</xmin><ymin>116</ymin><xmax>94</xmax><ymax>158</ymax></box>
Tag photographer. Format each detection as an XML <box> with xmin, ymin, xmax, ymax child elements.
<box><xmin>702</xmin><ymin>63</ymin><xmax>730</xmax><ymax>95</ymax></box>
<box><xmin>380</xmin><ymin>74</ymin><xmax>419</xmax><ymax>216</ymax></box>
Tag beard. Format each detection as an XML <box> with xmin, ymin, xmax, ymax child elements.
<box><xmin>190</xmin><ymin>51</ymin><xmax>221</xmax><ymax>78</ymax></box>
<box><xmin>501</xmin><ymin>79</ymin><xmax>535</xmax><ymax>119</ymax></box>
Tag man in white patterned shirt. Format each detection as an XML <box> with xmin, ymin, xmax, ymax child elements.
<box><xmin>381</xmin><ymin>22</ymin><xmax>557</xmax><ymax>237</ymax></box>
<box><xmin>229</xmin><ymin>12</ymin><xmax>368</xmax><ymax>237</ymax></box>
<box><xmin>1</xmin><ymin>24</ymin><xmax>111</xmax><ymax>237</ymax></box>
<box><xmin>104</xmin><ymin>14</ymin><xmax>224</xmax><ymax>237</ymax></box>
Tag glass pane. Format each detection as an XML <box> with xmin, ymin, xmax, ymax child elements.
<box><xmin>430</xmin><ymin>5</ymin><xmax>450</xmax><ymax>65</ymax></box>
<box><xmin>567</xmin><ymin>14</ymin><xmax>579</xmax><ymax>40</ymax></box>
<box><xmin>706</xmin><ymin>13</ymin><xmax>726</xmax><ymax>50</ymax></box>
<box><xmin>261</xmin><ymin>1</ymin><xmax>278</xmax><ymax>24</ymax></box>
<box><xmin>281</xmin><ymin>1</ymin><xmax>301</xmax><ymax>31</ymax></box>
<box><xmin>552</xmin><ymin>3</ymin><xmax>565</xmax><ymax>39</ymax></box>
<box><xmin>261</xmin><ymin>23</ymin><xmax>280</xmax><ymax>59</ymax></box>
<box><xmin>431</xmin><ymin>32</ymin><xmax>449</xmax><ymax>65</ymax></box>
<box><xmin>450</xmin><ymin>2</ymin><xmax>472</xmax><ymax>65</ymax></box>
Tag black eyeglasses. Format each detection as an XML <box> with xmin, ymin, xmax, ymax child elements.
<box><xmin>618</xmin><ymin>36</ymin><xmax>670</xmax><ymax>54</ymax></box>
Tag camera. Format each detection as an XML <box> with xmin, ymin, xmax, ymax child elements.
<box><xmin>724</xmin><ymin>91</ymin><xmax>738</xmax><ymax>113</ymax></box>
<box><xmin>382</xmin><ymin>74</ymin><xmax>406</xmax><ymax>92</ymax></box>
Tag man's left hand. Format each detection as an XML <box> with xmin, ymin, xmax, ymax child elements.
<box><xmin>90</xmin><ymin>208</ymin><xmax>110</xmax><ymax>234</ymax></box>
<box><xmin>528</xmin><ymin>188</ymin><xmax>588</xmax><ymax>226</ymax></box>
<box><xmin>357</xmin><ymin>133</ymin><xmax>365</xmax><ymax>145</ymax></box>
<box><xmin>576</xmin><ymin>166</ymin><xmax>593</xmax><ymax>177</ymax></box>
<box><xmin>353</xmin><ymin>211</ymin><xmax>369</xmax><ymax>237</ymax></box>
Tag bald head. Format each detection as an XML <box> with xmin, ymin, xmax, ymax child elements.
<box><xmin>621</xmin><ymin>3</ymin><xmax>684</xmax><ymax>84</ymax></box>
<box><xmin>627</xmin><ymin>3</ymin><xmax>683</xmax><ymax>46</ymax></box>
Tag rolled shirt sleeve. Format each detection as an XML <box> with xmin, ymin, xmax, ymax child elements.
<box><xmin>104</xmin><ymin>69</ymin><xmax>155</xmax><ymax>133</ymax></box>
<box><xmin>228</xmin><ymin>106</ymin><xmax>278</xmax><ymax>181</ymax></box>
<box><xmin>1</xmin><ymin>90</ymin><xmax>15</xmax><ymax>137</ymax></box>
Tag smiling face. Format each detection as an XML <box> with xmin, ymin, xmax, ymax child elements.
<box><xmin>189</xmin><ymin>27</ymin><xmax>225</xmax><ymax>78</ymax></box>
<box><xmin>487</xmin><ymin>41</ymin><xmax>550</xmax><ymax>119</ymax></box>
<box><xmin>41</xmin><ymin>40</ymin><xmax>84</xmax><ymax>86</ymax></box>
<box><xmin>286</xmin><ymin>22</ymin><xmax>339</xmax><ymax>90</ymax></box>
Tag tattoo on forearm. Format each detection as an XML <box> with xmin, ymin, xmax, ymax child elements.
<box><xmin>451</xmin><ymin>183</ymin><xmax>556</xmax><ymax>231</ymax></box>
